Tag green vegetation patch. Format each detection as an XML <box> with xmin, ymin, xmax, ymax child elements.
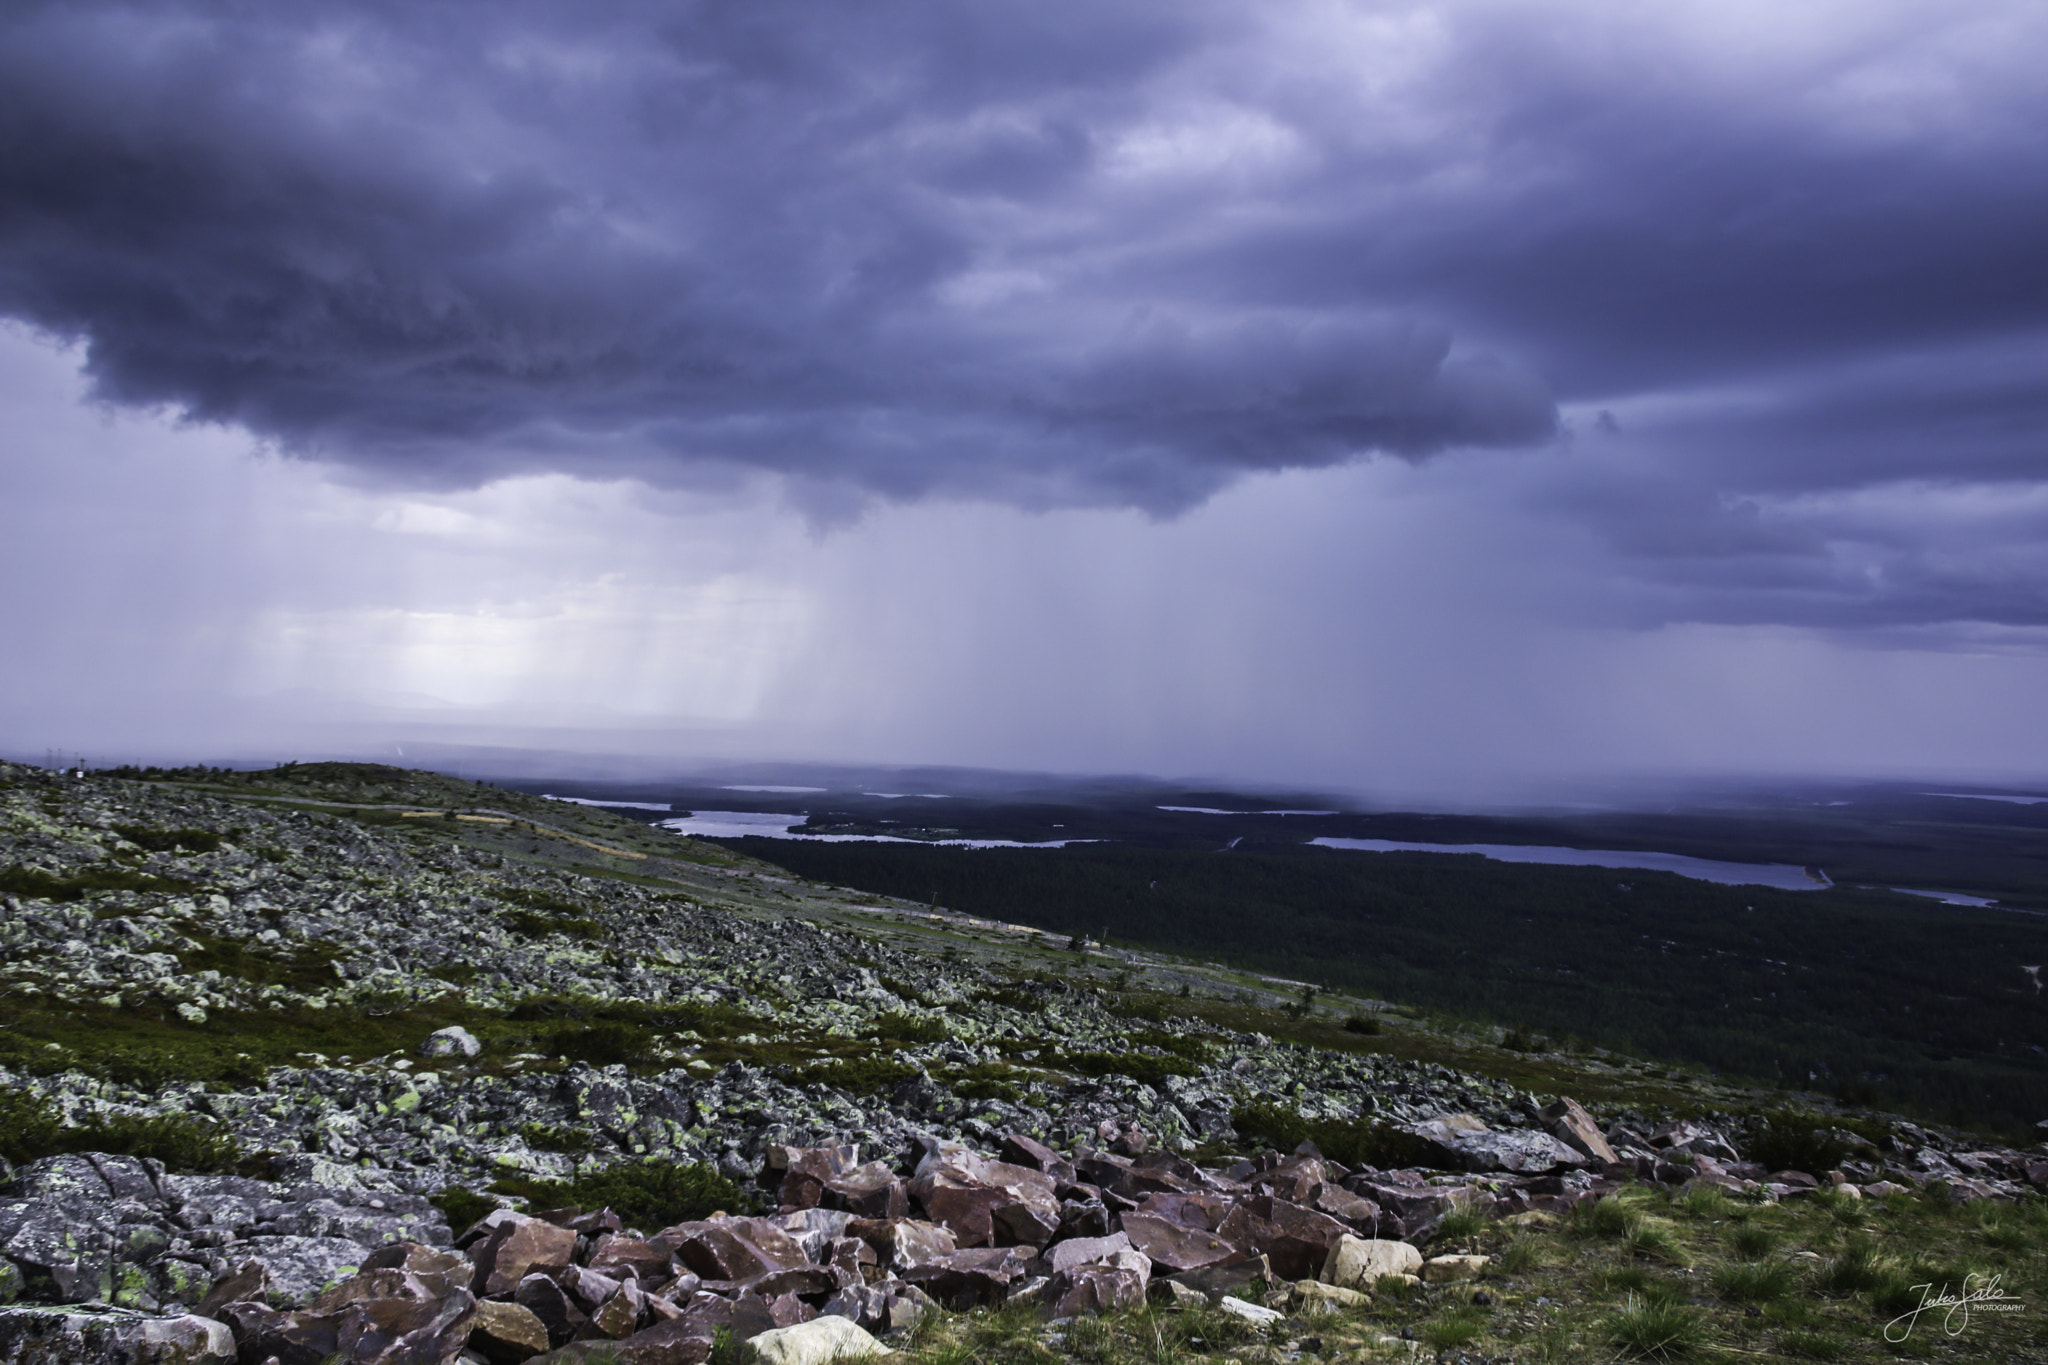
<box><xmin>110</xmin><ymin>825</ymin><xmax>225</xmax><ymax>855</ymax></box>
<box><xmin>795</xmin><ymin>1057</ymin><xmax>921</xmax><ymax>1094</ymax></box>
<box><xmin>175</xmin><ymin>935</ymin><xmax>343</xmax><ymax>993</ymax></box>
<box><xmin>863</xmin><ymin>1011</ymin><xmax>951</xmax><ymax>1044</ymax></box>
<box><xmin>520</xmin><ymin>1123</ymin><xmax>598</xmax><ymax>1155</ymax></box>
<box><xmin>1742</xmin><ymin>1109</ymin><xmax>1885</xmax><ymax>1175</ymax></box>
<box><xmin>1230</xmin><ymin>1100</ymin><xmax>1435</xmax><ymax>1168</ymax></box>
<box><xmin>0</xmin><ymin>991</ymin><xmax>497</xmax><ymax>1088</ymax></box>
<box><xmin>1057</xmin><ymin>1049</ymin><xmax>1198</xmax><ymax>1085</ymax></box>
<box><xmin>428</xmin><ymin>1186</ymin><xmax>501</xmax><ymax>1239</ymax></box>
<box><xmin>0</xmin><ymin>864</ymin><xmax>200</xmax><ymax>901</ymax></box>
<box><xmin>488</xmin><ymin>1160</ymin><xmax>751</xmax><ymax>1231</ymax></box>
<box><xmin>0</xmin><ymin>1090</ymin><xmax>240</xmax><ymax>1173</ymax></box>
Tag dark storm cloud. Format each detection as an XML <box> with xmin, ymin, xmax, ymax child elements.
<box><xmin>3</xmin><ymin>0</ymin><xmax>2047</xmax><ymax>626</ymax></box>
<box><xmin>0</xmin><ymin>0</ymin><xmax>1551</xmax><ymax>511</ymax></box>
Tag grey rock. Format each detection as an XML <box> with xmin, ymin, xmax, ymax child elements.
<box><xmin>420</xmin><ymin>1027</ymin><xmax>481</xmax><ymax>1060</ymax></box>
<box><xmin>227</xmin><ymin>1236</ymin><xmax>370</xmax><ymax>1308</ymax></box>
<box><xmin>0</xmin><ymin>1305</ymin><xmax>235</xmax><ymax>1364</ymax></box>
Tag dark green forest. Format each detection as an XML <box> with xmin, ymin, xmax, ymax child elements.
<box><xmin>727</xmin><ymin>839</ymin><xmax>2048</xmax><ymax>1137</ymax></box>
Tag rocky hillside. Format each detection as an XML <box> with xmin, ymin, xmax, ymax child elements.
<box><xmin>1</xmin><ymin>760</ymin><xmax>2043</xmax><ymax>1363</ymax></box>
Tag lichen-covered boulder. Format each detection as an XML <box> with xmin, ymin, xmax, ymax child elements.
<box><xmin>0</xmin><ymin>1305</ymin><xmax>235</xmax><ymax>1365</ymax></box>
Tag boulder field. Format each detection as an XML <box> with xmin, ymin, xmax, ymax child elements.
<box><xmin>4</xmin><ymin>1106</ymin><xmax>2045</xmax><ymax>1365</ymax></box>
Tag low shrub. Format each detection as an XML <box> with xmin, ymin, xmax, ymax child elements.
<box><xmin>1568</xmin><ymin>1195</ymin><xmax>1646</xmax><ymax>1241</ymax></box>
<box><xmin>1743</xmin><ymin>1112</ymin><xmax>1875</xmax><ymax>1176</ymax></box>
<box><xmin>490</xmin><ymin>1160</ymin><xmax>750</xmax><ymax>1230</ymax></box>
<box><xmin>1730</xmin><ymin>1223</ymin><xmax>1777</xmax><ymax>1259</ymax></box>
<box><xmin>1419</xmin><ymin>1306</ymin><xmax>1487</xmax><ymax>1350</ymax></box>
<box><xmin>1230</xmin><ymin>1102</ymin><xmax>1434</xmax><ymax>1169</ymax></box>
<box><xmin>797</xmin><ymin>1058</ymin><xmax>920</xmax><ymax>1094</ymax></box>
<box><xmin>111</xmin><ymin>826</ymin><xmax>225</xmax><ymax>855</ymax></box>
<box><xmin>520</xmin><ymin>1122</ymin><xmax>598</xmax><ymax>1154</ymax></box>
<box><xmin>864</xmin><ymin>1012</ymin><xmax>951</xmax><ymax>1044</ymax></box>
<box><xmin>0</xmin><ymin>864</ymin><xmax>198</xmax><ymax>901</ymax></box>
<box><xmin>1342</xmin><ymin>1014</ymin><xmax>1381</xmax><ymax>1035</ymax></box>
<box><xmin>0</xmin><ymin>1091</ymin><xmax>240</xmax><ymax>1173</ymax></box>
<box><xmin>546</xmin><ymin>1021</ymin><xmax>652</xmax><ymax>1066</ymax></box>
<box><xmin>1061</xmin><ymin>1051</ymin><xmax>1196</xmax><ymax>1085</ymax></box>
<box><xmin>429</xmin><ymin>1186</ymin><xmax>501</xmax><ymax>1237</ymax></box>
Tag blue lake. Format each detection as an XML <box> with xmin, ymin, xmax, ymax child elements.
<box><xmin>1308</xmin><ymin>837</ymin><xmax>1826</xmax><ymax>891</ymax></box>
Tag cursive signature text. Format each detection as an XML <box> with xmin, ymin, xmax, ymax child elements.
<box><xmin>1883</xmin><ymin>1272</ymin><xmax>2023</xmax><ymax>1342</ymax></box>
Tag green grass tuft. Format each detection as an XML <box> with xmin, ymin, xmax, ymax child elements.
<box><xmin>1711</xmin><ymin>1258</ymin><xmax>1795</xmax><ymax>1303</ymax></box>
<box><xmin>1813</xmin><ymin>1235</ymin><xmax>1890</xmax><ymax>1297</ymax></box>
<box><xmin>1419</xmin><ymin>1306</ymin><xmax>1488</xmax><ymax>1350</ymax></box>
<box><xmin>1607</xmin><ymin>1294</ymin><xmax>1710</xmax><ymax>1359</ymax></box>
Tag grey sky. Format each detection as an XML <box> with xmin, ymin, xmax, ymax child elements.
<box><xmin>3</xmin><ymin>1</ymin><xmax>2045</xmax><ymax>797</ymax></box>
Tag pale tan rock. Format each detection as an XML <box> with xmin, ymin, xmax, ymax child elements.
<box><xmin>470</xmin><ymin>1299</ymin><xmax>550</xmax><ymax>1363</ymax></box>
<box><xmin>1421</xmin><ymin>1254</ymin><xmax>1489</xmax><ymax>1283</ymax></box>
<box><xmin>1286</xmin><ymin>1279</ymin><xmax>1369</xmax><ymax>1314</ymax></box>
<box><xmin>1320</xmin><ymin>1234</ymin><xmax>1422</xmax><ymax>1290</ymax></box>
<box><xmin>744</xmin><ymin>1314</ymin><xmax>892</xmax><ymax>1364</ymax></box>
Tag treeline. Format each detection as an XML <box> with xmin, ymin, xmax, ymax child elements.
<box><xmin>729</xmin><ymin>839</ymin><xmax>2048</xmax><ymax>1137</ymax></box>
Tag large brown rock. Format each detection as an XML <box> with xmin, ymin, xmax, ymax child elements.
<box><xmin>1115</xmin><ymin>1214</ymin><xmax>1241</xmax><ymax>1273</ymax></box>
<box><xmin>1247</xmin><ymin>1156</ymin><xmax>1329</xmax><ymax>1204</ymax></box>
<box><xmin>587</xmin><ymin>1236</ymin><xmax>675</xmax><ymax>1284</ymax></box>
<box><xmin>233</xmin><ymin>1280</ymin><xmax>478</xmax><ymax>1365</ymax></box>
<box><xmin>535</xmin><ymin>1314</ymin><xmax>717</xmax><ymax>1365</ymax></box>
<box><xmin>818</xmin><ymin>1164</ymin><xmax>909</xmax><ymax>1221</ymax></box>
<box><xmin>1041</xmin><ymin>1264</ymin><xmax>1145</xmax><ymax>1317</ymax></box>
<box><xmin>587</xmin><ymin>1283</ymin><xmax>646</xmax><ymax>1340</ymax></box>
<box><xmin>1243</xmin><ymin>1197</ymin><xmax>1351</xmax><ymax>1282</ymax></box>
<box><xmin>361</xmin><ymin>1245</ymin><xmax>471</xmax><ymax>1299</ymax></box>
<box><xmin>469</xmin><ymin>1300</ymin><xmax>551</xmax><ymax>1364</ymax></box>
<box><xmin>1540</xmin><ymin>1098</ymin><xmax>1619</xmax><ymax>1165</ymax></box>
<box><xmin>909</xmin><ymin>1152</ymin><xmax>1059</xmax><ymax>1249</ymax></box>
<box><xmin>666</xmin><ymin>1220</ymin><xmax>809</xmax><ymax>1282</ymax></box>
<box><xmin>897</xmin><ymin>1247</ymin><xmax>1034</xmax><ymax>1309</ymax></box>
<box><xmin>999</xmin><ymin>1134</ymin><xmax>1077</xmax><ymax>1185</ymax></box>
<box><xmin>198</xmin><ymin>1262</ymin><xmax>273</xmax><ymax>1318</ymax></box>
<box><xmin>1129</xmin><ymin>1191</ymin><xmax>1233</xmax><ymax>1231</ymax></box>
<box><xmin>843</xmin><ymin>1218</ymin><xmax>956</xmax><ymax>1271</ymax></box>
<box><xmin>1165</xmin><ymin>1252</ymin><xmax>1271</xmax><ymax>1302</ymax></box>
<box><xmin>772</xmin><ymin>1147</ymin><xmax>857</xmax><ymax>1211</ymax></box>
<box><xmin>469</xmin><ymin>1217</ymin><xmax>579</xmax><ymax>1297</ymax></box>
<box><xmin>739</xmin><ymin>1266</ymin><xmax>842</xmax><ymax>1301</ymax></box>
<box><xmin>1305</xmin><ymin>1183</ymin><xmax>1382</xmax><ymax>1230</ymax></box>
<box><xmin>727</xmin><ymin>1290</ymin><xmax>812</xmax><ymax>1342</ymax></box>
<box><xmin>514</xmin><ymin>1274</ymin><xmax>590</xmax><ymax>1348</ymax></box>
